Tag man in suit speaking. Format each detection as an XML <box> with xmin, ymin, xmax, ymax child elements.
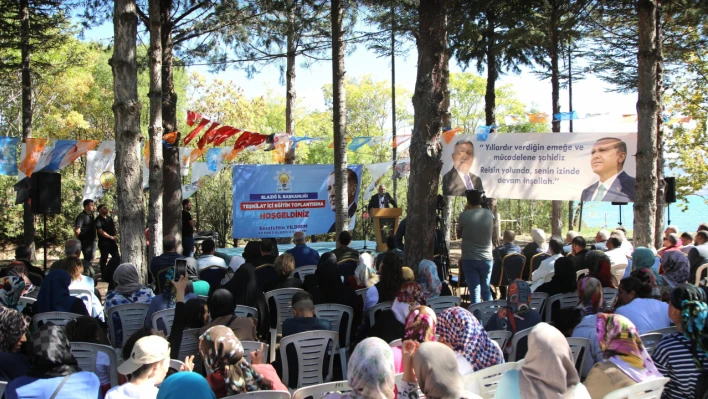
<box><xmin>442</xmin><ymin>140</ymin><xmax>484</xmax><ymax>196</ymax></box>
<box><xmin>581</xmin><ymin>137</ymin><xmax>636</xmax><ymax>202</ymax></box>
<box><xmin>367</xmin><ymin>184</ymin><xmax>397</xmax><ymax>211</ymax></box>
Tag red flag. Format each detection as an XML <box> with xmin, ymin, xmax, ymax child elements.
<box><xmin>213</xmin><ymin>128</ymin><xmax>241</xmax><ymax>146</ymax></box>
<box><xmin>207</xmin><ymin>126</ymin><xmax>236</xmax><ymax>145</ymax></box>
<box><xmin>187</xmin><ymin>110</ymin><xmax>201</xmax><ymax>127</ymax></box>
<box><xmin>245</xmin><ymin>132</ymin><xmax>268</xmax><ymax>148</ymax></box>
<box><xmin>196</xmin><ymin>122</ymin><xmax>221</xmax><ymax>149</ymax></box>
<box><xmin>183</xmin><ymin>118</ymin><xmax>210</xmax><ymax>145</ymax></box>
<box><xmin>232</xmin><ymin>131</ymin><xmax>253</xmax><ymax>150</ymax></box>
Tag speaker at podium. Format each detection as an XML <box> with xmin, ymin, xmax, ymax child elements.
<box><xmin>370</xmin><ymin>208</ymin><xmax>402</xmax><ymax>252</ymax></box>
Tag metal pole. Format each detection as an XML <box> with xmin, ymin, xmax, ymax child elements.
<box><xmin>43</xmin><ymin>213</ymin><xmax>47</xmax><ymax>271</ymax></box>
<box><xmin>390</xmin><ymin>2</ymin><xmax>398</xmax><ymax>202</ymax></box>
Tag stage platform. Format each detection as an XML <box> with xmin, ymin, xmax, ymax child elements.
<box><xmin>216</xmin><ymin>240</ymin><xmax>378</xmax><ymax>263</ymax></box>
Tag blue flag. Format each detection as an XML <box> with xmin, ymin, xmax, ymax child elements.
<box><xmin>0</xmin><ymin>137</ymin><xmax>19</xmax><ymax>176</ymax></box>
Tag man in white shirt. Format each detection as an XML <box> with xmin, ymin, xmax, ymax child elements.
<box><xmin>532</xmin><ymin>236</ymin><xmax>564</xmax><ymax>287</ymax></box>
<box><xmin>580</xmin><ymin>137</ymin><xmax>635</xmax><ymax>202</ymax></box>
<box><xmin>106</xmin><ymin>335</ymin><xmax>171</xmax><ymax>399</ymax></box>
<box><xmin>605</xmin><ymin>237</ymin><xmax>628</xmax><ymax>266</ymax></box>
<box><xmin>196</xmin><ymin>238</ymin><xmax>227</xmax><ymax>271</ymax></box>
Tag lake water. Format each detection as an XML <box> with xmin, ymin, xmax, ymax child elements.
<box><xmin>581</xmin><ymin>195</ymin><xmax>708</xmax><ymax>231</ymax></box>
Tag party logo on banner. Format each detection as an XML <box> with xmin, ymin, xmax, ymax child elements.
<box><xmin>232</xmin><ymin>164</ymin><xmax>362</xmax><ymax>237</ymax></box>
<box><xmin>0</xmin><ymin>137</ymin><xmax>19</xmax><ymax>176</ymax></box>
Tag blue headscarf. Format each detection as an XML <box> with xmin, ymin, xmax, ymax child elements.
<box><xmin>416</xmin><ymin>260</ymin><xmax>442</xmax><ymax>301</ymax></box>
<box><xmin>157</xmin><ymin>372</ymin><xmax>216</xmax><ymax>399</ymax></box>
<box><xmin>33</xmin><ymin>270</ymin><xmax>79</xmax><ymax>314</ymax></box>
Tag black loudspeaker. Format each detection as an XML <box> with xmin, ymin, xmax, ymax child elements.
<box><xmin>665</xmin><ymin>177</ymin><xmax>676</xmax><ymax>204</ymax></box>
<box><xmin>30</xmin><ymin>172</ymin><xmax>61</xmax><ymax>214</ymax></box>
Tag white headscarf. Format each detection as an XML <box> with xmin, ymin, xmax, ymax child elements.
<box><xmin>531</xmin><ymin>228</ymin><xmax>548</xmax><ymax>252</ymax></box>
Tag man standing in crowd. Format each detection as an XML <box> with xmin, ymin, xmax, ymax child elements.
<box><xmin>286</xmin><ymin>231</ymin><xmax>320</xmax><ymax>267</ymax></box>
<box><xmin>74</xmin><ymin>199</ymin><xmax>96</xmax><ymax>277</ymax></box>
<box><xmin>688</xmin><ymin>231</ymin><xmax>708</xmax><ymax>284</ymax></box>
<box><xmin>182</xmin><ymin>199</ymin><xmax>196</xmax><ymax>257</ymax></box>
<box><xmin>456</xmin><ymin>190</ymin><xmax>494</xmax><ymax>304</ymax></box>
<box><xmin>95</xmin><ymin>203</ymin><xmax>119</xmax><ymax>279</ymax></box>
<box><xmin>367</xmin><ymin>185</ymin><xmax>397</xmax><ymax>211</ymax></box>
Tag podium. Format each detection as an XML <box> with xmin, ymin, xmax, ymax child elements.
<box><xmin>370</xmin><ymin>208</ymin><xmax>402</xmax><ymax>252</ymax></box>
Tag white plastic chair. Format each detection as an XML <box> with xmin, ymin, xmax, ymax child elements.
<box><xmin>368</xmin><ymin>301</ymin><xmax>393</xmax><ymax>326</ymax></box>
<box><xmin>292</xmin><ymin>381</ymin><xmax>352</xmax><ymax>399</ymax></box>
<box><xmin>32</xmin><ymin>312</ymin><xmax>82</xmax><ymax>330</ymax></box>
<box><xmin>426</xmin><ymin>296</ymin><xmax>462</xmax><ymax>315</ymax></box>
<box><xmin>70</xmin><ymin>288</ymin><xmax>94</xmax><ymax>315</ymax></box>
<box><xmin>601</xmin><ymin>377</ymin><xmax>670</xmax><ymax>399</ymax></box>
<box><xmin>70</xmin><ymin>342</ymin><xmax>120</xmax><ymax>387</ymax></box>
<box><xmin>290</xmin><ymin>265</ymin><xmax>318</xmax><ymax>282</ymax></box>
<box><xmin>648</xmin><ymin>326</ymin><xmax>677</xmax><ymax>336</ymax></box>
<box><xmin>17</xmin><ymin>296</ymin><xmax>35</xmax><ymax>311</ymax></box>
<box><xmin>106</xmin><ymin>303</ymin><xmax>150</xmax><ymax>348</ymax></box>
<box><xmin>508</xmin><ymin>327</ymin><xmax>533</xmax><ymax>362</ymax></box>
<box><xmin>468</xmin><ymin>300</ymin><xmax>506</xmax><ymax>325</ymax></box>
<box><xmin>611</xmin><ymin>263</ymin><xmax>628</xmax><ymax>284</ymax></box>
<box><xmin>279</xmin><ymin>330</ymin><xmax>338</xmax><ymax>389</ymax></box>
<box><xmin>151</xmin><ymin>308</ymin><xmax>176</xmax><ymax>335</ymax></box>
<box><xmin>576</xmin><ymin>269</ymin><xmax>589</xmax><ymax>279</ymax></box>
<box><xmin>463</xmin><ymin>362</ymin><xmax>523</xmax><ymax>399</ymax></box>
<box><xmin>314</xmin><ymin>304</ymin><xmax>354</xmax><ymax>376</ymax></box>
<box><xmin>224</xmin><ymin>392</ymin><xmax>292</xmax><ymax>399</ymax></box>
<box><xmin>566</xmin><ymin>337</ymin><xmax>590</xmax><ymax>376</ymax></box>
<box><xmin>355</xmin><ymin>288</ymin><xmax>368</xmax><ymax>302</ymax></box>
<box><xmin>602</xmin><ymin>287</ymin><xmax>618</xmax><ymax>309</ymax></box>
<box><xmin>265</xmin><ymin>288</ymin><xmax>304</xmax><ymax>361</ymax></box>
<box><xmin>389</xmin><ymin>339</ymin><xmax>402</xmax><ymax>348</ymax></box>
<box><xmin>235</xmin><ymin>305</ymin><xmax>259</xmax><ymax>319</ymax></box>
<box><xmin>241</xmin><ymin>340</ymin><xmax>270</xmax><ymax>364</ymax></box>
<box><xmin>639</xmin><ymin>332</ymin><xmax>663</xmax><ymax>356</ymax></box>
<box><xmin>169</xmin><ymin>359</ymin><xmax>185</xmax><ymax>371</ymax></box>
<box><xmin>178</xmin><ymin>328</ymin><xmax>202</xmax><ymax>374</ymax></box>
<box><xmin>529</xmin><ymin>292</ymin><xmax>548</xmax><ymax>314</ymax></box>
<box><xmin>0</xmin><ymin>381</ymin><xmax>6</xmax><ymax>397</ymax></box>
<box><xmin>695</xmin><ymin>263</ymin><xmax>708</xmax><ymax>285</ymax></box>
<box><xmin>488</xmin><ymin>330</ymin><xmax>512</xmax><ymax>351</ymax></box>
<box><xmin>545</xmin><ymin>292</ymin><xmax>579</xmax><ymax>322</ymax></box>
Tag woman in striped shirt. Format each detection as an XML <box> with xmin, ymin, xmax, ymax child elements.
<box><xmin>652</xmin><ymin>284</ymin><xmax>708</xmax><ymax>398</ymax></box>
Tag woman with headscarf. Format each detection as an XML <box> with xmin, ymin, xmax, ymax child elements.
<box><xmin>585</xmin><ymin>250</ymin><xmax>617</xmax><ymax>288</ymax></box>
<box><xmin>199</xmin><ymin>289</ymin><xmax>257</xmax><ymax>342</ymax></box>
<box><xmin>494</xmin><ymin>323</ymin><xmax>591</xmax><ymax>399</ymax></box>
<box><xmin>369</xmin><ymin>283</ymin><xmax>427</xmax><ymax>344</ymax></box>
<box><xmin>157</xmin><ymin>372</ymin><xmax>217</xmax><ymax>399</ymax></box>
<box><xmin>614</xmin><ymin>277</ymin><xmax>671</xmax><ymax>334</ymax></box>
<box><xmin>199</xmin><ymin>325</ymin><xmax>285</xmax><ymax>397</ymax></box>
<box><xmin>631</xmin><ymin>247</ymin><xmax>662</xmax><ymax>284</ymax></box>
<box><xmin>241</xmin><ymin>241</ymin><xmax>262</xmax><ymax>265</ymax></box>
<box><xmin>224</xmin><ymin>255</ymin><xmax>245</xmax><ymax>285</ymax></box>
<box><xmin>399</xmin><ymin>341</ymin><xmax>481</xmax><ymax>399</ymax></box>
<box><xmin>0</xmin><ymin>276</ymin><xmax>27</xmax><ymax>312</ymax></box>
<box><xmin>652</xmin><ymin>284</ymin><xmax>708</xmax><ymax>399</ymax></box>
<box><xmin>534</xmin><ymin>256</ymin><xmax>577</xmax><ymax>296</ymax></box>
<box><xmin>584</xmin><ymin>313</ymin><xmax>663</xmax><ymax>399</ymax></box>
<box><xmin>106</xmin><ymin>263</ymin><xmax>154</xmax><ymax>308</ymax></box>
<box><xmin>220</xmin><ymin>263</ymin><xmax>270</xmax><ymax>340</ymax></box>
<box><xmin>484</xmin><ymin>280</ymin><xmax>542</xmax><ymax>359</ymax></box>
<box><xmin>391</xmin><ymin>306</ymin><xmax>437</xmax><ymax>373</ymax></box>
<box><xmin>324</xmin><ymin>337</ymin><xmax>395</xmax><ymax>399</ymax></box>
<box><xmin>32</xmin><ymin>270</ymin><xmax>88</xmax><ymax>317</ymax></box>
<box><xmin>659</xmin><ymin>250</ymin><xmax>690</xmax><ymax>288</ymax></box>
<box><xmin>523</xmin><ymin>228</ymin><xmax>548</xmax><ymax>271</ymax></box>
<box><xmin>5</xmin><ymin>324</ymin><xmax>101</xmax><ymax>398</ymax></box>
<box><xmin>437</xmin><ymin>307</ymin><xmax>504</xmax><ymax>376</ymax></box>
<box><xmin>0</xmin><ymin>307</ymin><xmax>31</xmax><ymax>382</ymax></box>
<box><xmin>417</xmin><ymin>260</ymin><xmax>443</xmax><ymax>301</ymax></box>
<box><xmin>144</xmin><ymin>268</ymin><xmax>198</xmax><ymax>329</ymax></box>
<box><xmin>350</xmin><ymin>253</ymin><xmax>379</xmax><ymax>290</ymax></box>
<box><xmin>571</xmin><ymin>277</ymin><xmax>605</xmax><ymax>376</ymax></box>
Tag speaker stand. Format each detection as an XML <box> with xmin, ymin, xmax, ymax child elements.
<box><xmin>43</xmin><ymin>213</ymin><xmax>47</xmax><ymax>271</ymax></box>
<box><xmin>667</xmin><ymin>203</ymin><xmax>671</xmax><ymax>225</ymax></box>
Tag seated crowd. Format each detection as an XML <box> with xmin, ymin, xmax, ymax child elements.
<box><xmin>1</xmin><ymin>221</ymin><xmax>707</xmax><ymax>399</ymax></box>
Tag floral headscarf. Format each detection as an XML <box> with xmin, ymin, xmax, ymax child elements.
<box><xmin>437</xmin><ymin>307</ymin><xmax>503</xmax><ymax>371</ymax></box>
<box><xmin>346</xmin><ymin>337</ymin><xmax>395</xmax><ymax>399</ymax></box>
<box><xmin>199</xmin><ymin>326</ymin><xmax>271</xmax><ymax>394</ymax></box>
<box><xmin>162</xmin><ymin>268</ymin><xmax>177</xmax><ymax>307</ymax></box>
<box><xmin>403</xmin><ymin>306</ymin><xmax>437</xmax><ymax>343</ymax></box>
<box><xmin>416</xmin><ymin>260</ymin><xmax>442</xmax><ymax>301</ymax></box>
<box><xmin>577</xmin><ymin>277</ymin><xmax>604</xmax><ymax>316</ymax></box>
<box><xmin>0</xmin><ymin>276</ymin><xmax>26</xmax><ymax>310</ymax></box>
<box><xmin>595</xmin><ymin>313</ymin><xmax>662</xmax><ymax>382</ymax></box>
<box><xmin>0</xmin><ymin>307</ymin><xmax>29</xmax><ymax>352</ymax></box>
<box><xmin>355</xmin><ymin>254</ymin><xmax>379</xmax><ymax>288</ymax></box>
<box><xmin>496</xmin><ymin>280</ymin><xmax>532</xmax><ymax>333</ymax></box>
<box><xmin>392</xmin><ymin>283</ymin><xmax>427</xmax><ymax>324</ymax></box>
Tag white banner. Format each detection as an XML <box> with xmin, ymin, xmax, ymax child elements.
<box><xmin>441</xmin><ymin>133</ymin><xmax>638</xmax><ymax>202</ymax></box>
<box><xmin>191</xmin><ymin>162</ymin><xmax>216</xmax><ymax>184</ymax></box>
<box><xmin>82</xmin><ymin>141</ymin><xmax>116</xmax><ymax>201</ymax></box>
<box><xmin>363</xmin><ymin>161</ymin><xmax>393</xmax><ymax>202</ymax></box>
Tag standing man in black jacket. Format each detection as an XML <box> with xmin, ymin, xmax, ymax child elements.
<box><xmin>367</xmin><ymin>185</ymin><xmax>397</xmax><ymax>211</ymax></box>
<box><xmin>95</xmin><ymin>203</ymin><xmax>120</xmax><ymax>279</ymax></box>
<box><xmin>74</xmin><ymin>199</ymin><xmax>96</xmax><ymax>277</ymax></box>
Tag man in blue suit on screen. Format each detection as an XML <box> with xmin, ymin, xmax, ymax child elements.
<box><xmin>581</xmin><ymin>137</ymin><xmax>635</xmax><ymax>202</ymax></box>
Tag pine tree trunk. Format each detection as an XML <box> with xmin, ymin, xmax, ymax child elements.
<box><xmin>653</xmin><ymin>3</ymin><xmax>665</xmax><ymax>249</ymax></box>
<box><xmin>112</xmin><ymin>0</ymin><xmax>145</xmax><ymax>271</ymax></box>
<box><xmin>404</xmin><ymin>0</ymin><xmax>448</xmax><ymax>271</ymax></box>
<box><xmin>550</xmin><ymin>4</ymin><xmax>563</xmax><ymax>237</ymax></box>
<box><xmin>634</xmin><ymin>0</ymin><xmax>659</xmax><ymax>247</ymax></box>
<box><xmin>20</xmin><ymin>0</ymin><xmax>34</xmax><ymax>259</ymax></box>
<box><xmin>331</xmin><ymin>0</ymin><xmax>348</xmax><ymax>234</ymax></box>
<box><xmin>284</xmin><ymin>6</ymin><xmax>296</xmax><ymax>164</ymax></box>
<box><xmin>161</xmin><ymin>1</ymin><xmax>182</xmax><ymax>246</ymax></box>
<box><xmin>484</xmin><ymin>18</ymin><xmax>500</xmax><ymax>247</ymax></box>
<box><xmin>147</xmin><ymin>0</ymin><xmax>163</xmax><ymax>273</ymax></box>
